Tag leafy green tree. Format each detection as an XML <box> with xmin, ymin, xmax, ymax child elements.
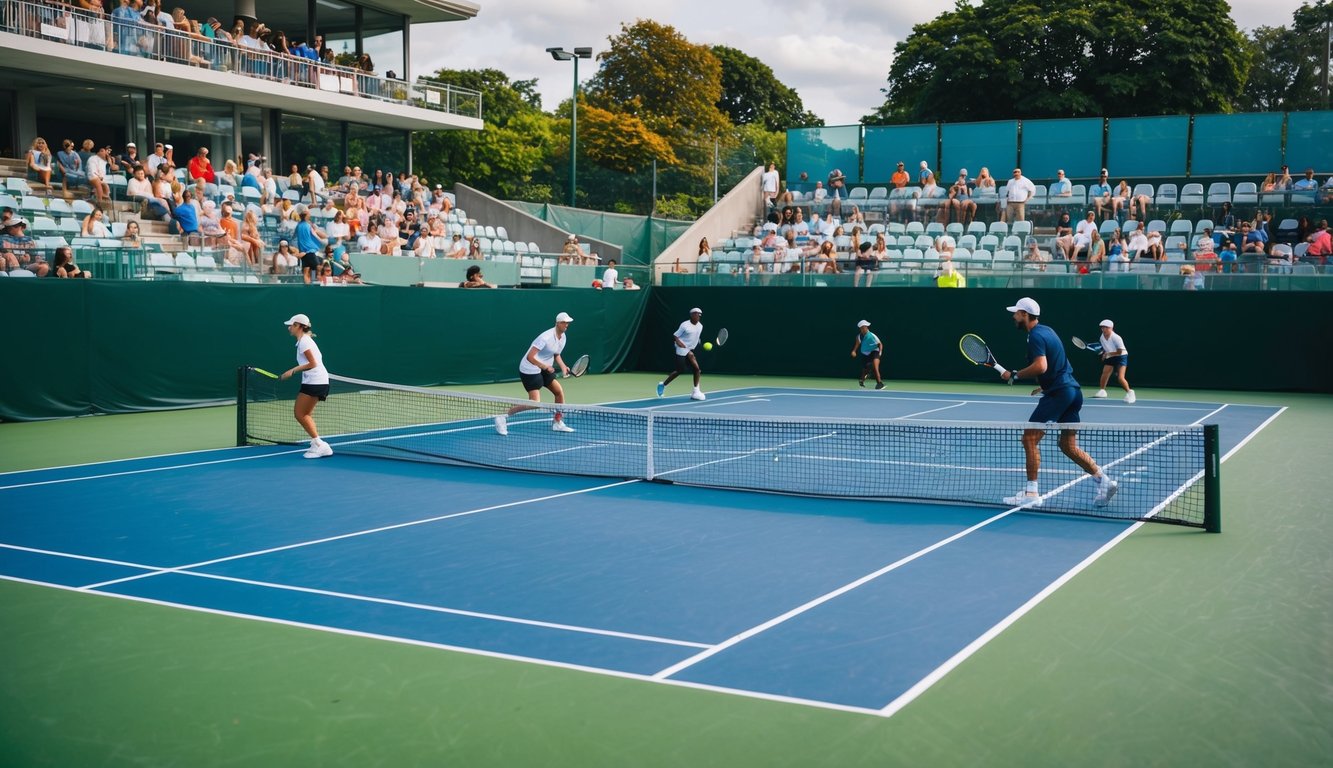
<box><xmin>711</xmin><ymin>45</ymin><xmax>822</xmax><ymax>131</ymax></box>
<box><xmin>864</xmin><ymin>0</ymin><xmax>1249</xmax><ymax>123</ymax></box>
<box><xmin>1234</xmin><ymin>25</ymin><xmax>1324</xmax><ymax>112</ymax></box>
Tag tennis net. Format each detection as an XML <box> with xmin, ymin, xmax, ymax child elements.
<box><xmin>238</xmin><ymin>369</ymin><xmax>1220</xmax><ymax>530</ymax></box>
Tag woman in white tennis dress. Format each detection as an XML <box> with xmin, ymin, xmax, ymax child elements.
<box><xmin>280</xmin><ymin>313</ymin><xmax>332</xmax><ymax>458</ymax></box>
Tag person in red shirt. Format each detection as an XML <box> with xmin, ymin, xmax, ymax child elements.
<box><xmin>1306</xmin><ymin>220</ymin><xmax>1331</xmax><ymax>266</ymax></box>
<box><xmin>890</xmin><ymin>161</ymin><xmax>909</xmax><ymax>189</ymax></box>
<box><xmin>188</xmin><ymin>147</ymin><xmax>215</xmax><ymax>184</ymax></box>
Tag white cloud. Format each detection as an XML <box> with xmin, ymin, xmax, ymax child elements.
<box><xmin>411</xmin><ymin>0</ymin><xmax>1306</xmax><ymax>126</ymax></box>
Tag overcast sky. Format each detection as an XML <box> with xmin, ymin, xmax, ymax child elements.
<box><xmin>412</xmin><ymin>0</ymin><xmax>1308</xmax><ymax>126</ymax></box>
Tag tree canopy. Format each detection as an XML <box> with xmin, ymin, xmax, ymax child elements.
<box><xmin>864</xmin><ymin>0</ymin><xmax>1249</xmax><ymax>124</ymax></box>
<box><xmin>711</xmin><ymin>45</ymin><xmax>822</xmax><ymax>132</ymax></box>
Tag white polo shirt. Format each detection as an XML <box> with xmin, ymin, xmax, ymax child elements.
<box><xmin>603</xmin><ymin>266</ymin><xmax>618</xmax><ymax>288</ymax></box>
<box><xmin>673</xmin><ymin>320</ymin><xmax>703</xmax><ymax>357</ymax></box>
<box><xmin>1100</xmin><ymin>332</ymin><xmax>1127</xmax><ymax>357</ymax></box>
<box><xmin>295</xmin><ymin>335</ymin><xmax>329</xmax><ymax>384</ymax></box>
<box><xmin>519</xmin><ymin>328</ymin><xmax>566</xmax><ymax>374</ymax></box>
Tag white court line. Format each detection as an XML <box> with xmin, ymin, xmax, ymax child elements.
<box><xmin>0</xmin><ymin>574</ymin><xmax>886</xmax><ymax>718</ymax></box>
<box><xmin>650</xmin><ymin>432</ymin><xmax>838</xmax><ymax>479</ymax></box>
<box><xmin>0</xmin><ymin>449</ymin><xmax>308</xmax><ymax>491</ymax></box>
<box><xmin>692</xmin><ymin>398</ymin><xmax>771</xmax><ymax>409</ymax></box>
<box><xmin>78</xmin><ymin>480</ymin><xmax>640</xmax><ymax>591</ymax></box>
<box><xmin>896</xmin><ymin>402</ymin><xmax>967</xmax><ymax>419</ymax></box>
<box><xmin>0</xmin><ymin>442</ymin><xmax>279</xmax><ymax>478</ymax></box>
<box><xmin>0</xmin><ymin>543</ymin><xmax>164</xmax><ymax>571</ymax></box>
<box><xmin>760</xmin><ymin>391</ymin><xmax>1224</xmax><ymax>412</ymax></box>
<box><xmin>875</xmin><ymin>403</ymin><xmax>1284</xmax><ymax>717</ymax></box>
<box><xmin>643</xmin><ymin>393</ymin><xmax>759</xmax><ymax>411</ymax></box>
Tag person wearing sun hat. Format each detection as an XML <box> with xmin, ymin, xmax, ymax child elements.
<box><xmin>1093</xmin><ymin>319</ymin><xmax>1134</xmax><ymax>403</ymax></box>
<box><xmin>1000</xmin><ymin>297</ymin><xmax>1118</xmax><ymax>509</ymax></box>
<box><xmin>657</xmin><ymin>307</ymin><xmax>706</xmax><ymax>400</ymax></box>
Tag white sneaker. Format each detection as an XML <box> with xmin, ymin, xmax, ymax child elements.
<box><xmin>691</xmin><ymin>389</ymin><xmax>706</xmax><ymax>401</ymax></box>
<box><xmin>1094</xmin><ymin>476</ymin><xmax>1119</xmax><ymax>507</ymax></box>
<box><xmin>1003</xmin><ymin>491</ymin><xmax>1043</xmax><ymax>508</ymax></box>
<box><xmin>494</xmin><ymin>415</ymin><xmax>508</xmax><ymax>436</ymax></box>
<box><xmin>1124</xmin><ymin>390</ymin><xmax>1136</xmax><ymax>404</ymax></box>
<box><xmin>1094</xmin><ymin>389</ymin><xmax>1108</xmax><ymax>398</ymax></box>
<box><xmin>303</xmin><ymin>439</ymin><xmax>333</xmax><ymax>459</ymax></box>
<box><xmin>552</xmin><ymin>419</ymin><xmax>574</xmax><ymax>433</ymax></box>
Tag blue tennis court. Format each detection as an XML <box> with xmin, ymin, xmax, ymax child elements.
<box><xmin>0</xmin><ymin>387</ymin><xmax>1282</xmax><ymax>716</ymax></box>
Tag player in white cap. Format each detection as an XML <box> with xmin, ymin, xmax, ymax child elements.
<box><xmin>1092</xmin><ymin>319</ymin><xmax>1134</xmax><ymax>403</ymax></box>
<box><xmin>495</xmin><ymin>312</ymin><xmax>575</xmax><ymax>435</ymax></box>
<box><xmin>851</xmin><ymin>320</ymin><xmax>885</xmax><ymax>389</ymax></box>
<box><xmin>657</xmin><ymin>307</ymin><xmax>706</xmax><ymax>400</ymax></box>
<box><xmin>1000</xmin><ymin>297</ymin><xmax>1117</xmax><ymax>508</ymax></box>
<box><xmin>280</xmin><ymin>313</ymin><xmax>332</xmax><ymax>458</ymax></box>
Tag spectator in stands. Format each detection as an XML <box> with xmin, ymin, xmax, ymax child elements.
<box><xmin>286</xmin><ymin>164</ymin><xmax>304</xmax><ymax>196</ymax></box>
<box><xmin>239</xmin><ymin>209</ymin><xmax>265</xmax><ymax>265</ymax></box>
<box><xmin>1126</xmin><ymin>226</ymin><xmax>1148</xmax><ymax>261</ymax></box>
<box><xmin>56</xmin><ymin>139</ymin><xmax>86</xmax><ymax>191</ymax></box>
<box><xmin>603</xmin><ymin>259</ymin><xmax>619</xmax><ymax>289</ymax></box>
<box><xmin>146</xmin><ymin>143</ymin><xmax>168</xmax><ymax>175</ymax></box>
<box><xmin>760</xmin><ymin>228</ymin><xmax>781</xmax><ymax>250</ymax></box>
<box><xmin>1259</xmin><ymin>172</ymin><xmax>1278</xmax><ymax>194</ymax></box>
<box><xmin>935</xmin><ymin>260</ymin><xmax>965</xmax><ymax>288</ymax></box>
<box><xmin>1217</xmin><ymin>239</ymin><xmax>1237</xmax><ymax>273</ymax></box>
<box><xmin>126</xmin><ymin>165</ymin><xmax>156</xmax><ymax>216</ymax></box>
<box><xmin>1218</xmin><ymin>201</ymin><xmax>1236</xmax><ymax>235</ymax></box>
<box><xmin>444</xmin><ymin>233</ymin><xmax>466</xmax><ymax>258</ymax></box>
<box><xmin>120</xmin><ymin>220</ymin><xmax>143</xmax><ymax>249</ymax></box>
<box><xmin>761</xmin><ymin>162</ymin><xmax>779</xmax><ymax>208</ymax></box>
<box><xmin>27</xmin><ymin>137</ymin><xmax>53</xmax><ymax>187</ymax></box>
<box><xmin>86</xmin><ymin>145</ymin><xmax>112</xmax><ymax>203</ymax></box>
<box><xmin>890</xmin><ymin>162</ymin><xmax>909</xmax><ymax>189</ymax></box>
<box><xmin>1005</xmin><ymin>168</ymin><xmax>1036</xmax><ymax>223</ymax></box>
<box><xmin>188</xmin><ymin>147</ymin><xmax>215</xmax><ymax>186</ymax></box>
<box><xmin>622</xmin><ymin>275</ymin><xmax>640</xmax><ymax>290</ymax></box>
<box><xmin>851</xmin><ymin>241</ymin><xmax>879</xmax><ymax>287</ymax></box>
<box><xmin>326</xmin><ymin>210</ymin><xmax>350</xmax><ymax>248</ymax></box>
<box><xmin>1025</xmin><ymin>238</ymin><xmax>1049</xmax><ymax>271</ymax></box>
<box><xmin>1240</xmin><ymin>220</ymin><xmax>1267</xmax><ymax>256</ymax></box>
<box><xmin>308</xmin><ymin>165</ymin><xmax>328</xmax><ymax>205</ymax></box>
<box><xmin>1143</xmin><ymin>228</ymin><xmax>1165</xmax><ymax>261</ymax></box>
<box><xmin>270</xmin><ymin>241</ymin><xmax>296</xmax><ymax>275</ymax></box>
<box><xmin>949</xmin><ymin>171</ymin><xmax>977</xmax><ymax>225</ymax></box>
<box><xmin>827</xmin><ymin>169</ymin><xmax>846</xmax><ymax>218</ymax></box>
<box><xmin>1085</xmin><ymin>230</ymin><xmax>1107</xmax><ymax>270</ymax></box>
<box><xmin>411</xmin><ymin>224</ymin><xmax>436</xmax><ymax>259</ymax></box>
<box><xmin>1276</xmin><ymin>165</ymin><xmax>1293</xmax><ymax>190</ymax></box>
<box><xmin>378</xmin><ymin>214</ymin><xmax>404</xmax><ymax>254</ymax></box>
<box><xmin>1321</xmin><ymin>175</ymin><xmax>1333</xmax><ymax>204</ymax></box>
<box><xmin>1305</xmin><ymin>220</ymin><xmax>1331</xmax><ymax>266</ymax></box>
<box><xmin>1050</xmin><ymin>169</ymin><xmax>1072</xmax><ymax>199</ymax></box>
<box><xmin>112</xmin><ymin>0</ymin><xmax>141</xmax><ymax>54</ymax></box>
<box><xmin>811</xmin><ymin>180</ymin><xmax>827</xmax><ymax>209</ymax></box>
<box><xmin>118</xmin><ymin>142</ymin><xmax>140</xmax><ymax>169</ymax></box>
<box><xmin>935</xmin><ymin>233</ymin><xmax>956</xmax><ymax>261</ymax></box>
<box><xmin>173</xmin><ymin>188</ymin><xmax>200</xmax><ymax>239</ymax></box>
<box><xmin>918</xmin><ymin>160</ymin><xmax>933</xmax><ymax>184</ymax></box>
<box><xmin>217</xmin><ymin>158</ymin><xmax>239</xmax><ymax>188</ymax></box>
<box><xmin>562</xmin><ymin>234</ymin><xmax>594</xmax><ymax>265</ymax></box>
<box><xmin>49</xmin><ymin>246</ymin><xmax>90</xmax><ymax>279</ymax></box>
<box><xmin>1117</xmin><ymin>180</ymin><xmax>1150</xmax><ymax>219</ymax></box>
<box><xmin>459</xmin><ymin>264</ymin><xmax>495</xmax><ymax>288</ymax></box>
<box><xmin>81</xmin><ymin>207</ymin><xmax>111</xmax><ymax>238</ymax></box>
<box><xmin>1292</xmin><ymin>169</ymin><xmax>1319</xmax><ymax>194</ymax></box>
<box><xmin>845</xmin><ymin>205</ymin><xmax>866</xmax><ymax>228</ymax></box>
<box><xmin>356</xmin><ymin>222</ymin><xmax>382</xmax><ymax>254</ymax></box>
<box><xmin>810</xmin><ymin>239</ymin><xmax>840</xmax><ymax>274</ymax></box>
<box><xmin>1191</xmin><ymin>227</ymin><xmax>1217</xmax><ymax>262</ymax></box>
<box><xmin>974</xmin><ymin>167</ymin><xmax>995</xmax><ymax>193</ymax></box>
<box><xmin>790</xmin><ymin>208</ymin><xmax>810</xmax><ymax>237</ymax></box>
<box><xmin>3</xmin><ymin>219</ymin><xmax>46</xmax><ymax>276</ymax></box>
<box><xmin>1180</xmin><ymin>263</ymin><xmax>1203</xmax><ymax>290</ymax></box>
<box><xmin>1071</xmin><ymin>211</ymin><xmax>1097</xmax><ymax>261</ymax></box>
<box><xmin>1089</xmin><ymin>172</ymin><xmax>1113</xmax><ymax>218</ymax></box>
<box><xmin>294</xmin><ymin>209</ymin><xmax>327</xmax><ymax>284</ymax></box>
<box><xmin>1107</xmin><ymin>231</ymin><xmax>1130</xmax><ymax>271</ymax></box>
<box><xmin>215</xmin><ymin>201</ymin><xmax>249</xmax><ymax>265</ymax></box>
<box><xmin>468</xmin><ymin>236</ymin><xmax>485</xmax><ymax>259</ymax></box>
<box><xmin>1052</xmin><ymin>211</ymin><xmax>1075</xmax><ymax>260</ymax></box>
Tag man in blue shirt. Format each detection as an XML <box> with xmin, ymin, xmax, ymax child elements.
<box><xmin>173</xmin><ymin>189</ymin><xmax>199</xmax><ymax>237</ymax></box>
<box><xmin>294</xmin><ymin>209</ymin><xmax>328</xmax><ymax>284</ymax></box>
<box><xmin>850</xmin><ymin>319</ymin><xmax>885</xmax><ymax>389</ymax></box>
<box><xmin>1049</xmin><ymin>169</ymin><xmax>1073</xmax><ymax>198</ymax></box>
<box><xmin>1000</xmin><ymin>297</ymin><xmax>1118</xmax><ymax>508</ymax></box>
<box><xmin>1089</xmin><ymin>171</ymin><xmax>1114</xmax><ymax>218</ymax></box>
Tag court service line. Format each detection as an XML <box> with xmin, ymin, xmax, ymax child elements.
<box><xmin>877</xmin><ymin>403</ymin><xmax>1284</xmax><ymax>717</ymax></box>
<box><xmin>172</xmin><ymin>570</ymin><xmax>711</xmax><ymax>649</ymax></box>
<box><xmin>0</xmin><ymin>449</ymin><xmax>308</xmax><ymax>491</ymax></box>
<box><xmin>0</xmin><ymin>575</ymin><xmax>885</xmax><ymax>718</ymax></box>
<box><xmin>692</xmin><ymin>398</ymin><xmax>771</xmax><ymax>409</ymax></box>
<box><xmin>765</xmin><ymin>392</ymin><xmax>1224</xmax><ymax>412</ymax></box>
<box><xmin>0</xmin><ymin>442</ymin><xmax>286</xmax><ymax>478</ymax></box>
<box><xmin>78</xmin><ymin>479</ymin><xmax>641</xmax><ymax>591</ymax></box>
<box><xmin>0</xmin><ymin>542</ymin><xmax>164</xmax><ymax>571</ymax></box>
<box><xmin>895</xmin><ymin>402</ymin><xmax>967</xmax><ymax>419</ymax></box>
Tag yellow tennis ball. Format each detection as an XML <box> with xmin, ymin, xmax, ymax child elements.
<box><xmin>704</xmin><ymin>342</ymin><xmax>713</xmax><ymax>351</ymax></box>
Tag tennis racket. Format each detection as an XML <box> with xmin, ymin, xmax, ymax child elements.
<box><xmin>959</xmin><ymin>333</ymin><xmax>1015</xmax><ymax>384</ymax></box>
<box><xmin>564</xmin><ymin>354</ymin><xmax>590</xmax><ymax>378</ymax></box>
<box><xmin>252</xmin><ymin>367</ymin><xmax>280</xmax><ymax>379</ymax></box>
<box><xmin>715</xmin><ymin>328</ymin><xmax>729</xmax><ymax>347</ymax></box>
<box><xmin>1070</xmin><ymin>336</ymin><xmax>1104</xmax><ymax>354</ymax></box>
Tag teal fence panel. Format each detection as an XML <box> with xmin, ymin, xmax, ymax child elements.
<box><xmin>1106</xmin><ymin>116</ymin><xmax>1189</xmax><ymax>177</ymax></box>
<box><xmin>353</xmin><ymin>255</ymin><xmax>520</xmax><ymax>287</ymax></box>
<box><xmin>941</xmin><ymin>121</ymin><xmax>1018</xmax><ymax>182</ymax></box>
<box><xmin>1020</xmin><ymin>118</ymin><xmax>1103</xmax><ymax>179</ymax></box>
<box><xmin>786</xmin><ymin>125</ymin><xmax>862</xmax><ymax>184</ymax></box>
<box><xmin>1285</xmin><ymin>111</ymin><xmax>1333</xmax><ymax>172</ymax></box>
<box><xmin>862</xmin><ymin>123</ymin><xmax>938</xmax><ymax>182</ymax></box>
<box><xmin>1190</xmin><ymin>113</ymin><xmax>1285</xmax><ymax>176</ymax></box>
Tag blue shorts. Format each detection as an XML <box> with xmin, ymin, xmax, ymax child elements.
<box><xmin>1029</xmin><ymin>385</ymin><xmax>1082</xmax><ymax>424</ymax></box>
<box><xmin>1103</xmin><ymin>354</ymin><xmax>1128</xmax><ymax>369</ymax></box>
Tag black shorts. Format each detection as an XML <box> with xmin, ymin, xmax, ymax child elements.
<box><xmin>856</xmin><ymin>258</ymin><xmax>879</xmax><ymax>271</ymax></box>
<box><xmin>300</xmin><ymin>252</ymin><xmax>320</xmax><ymax>271</ymax></box>
<box><xmin>299</xmin><ymin>383</ymin><xmax>330</xmax><ymax>401</ymax></box>
<box><xmin>520</xmin><ymin>369</ymin><xmax>555</xmax><ymax>392</ymax></box>
<box><xmin>1103</xmin><ymin>354</ymin><xmax>1128</xmax><ymax>369</ymax></box>
<box><xmin>859</xmin><ymin>350</ymin><xmax>881</xmax><ymax>364</ymax></box>
<box><xmin>675</xmin><ymin>352</ymin><xmax>697</xmax><ymax>372</ymax></box>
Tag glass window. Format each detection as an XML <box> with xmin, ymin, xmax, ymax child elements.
<box><xmin>154</xmin><ymin>91</ymin><xmax>236</xmax><ymax>167</ymax></box>
<box><xmin>281</xmin><ymin>112</ymin><xmax>342</xmax><ymax>176</ymax></box>
<box><xmin>348</xmin><ymin>123</ymin><xmax>407</xmax><ymax>176</ymax></box>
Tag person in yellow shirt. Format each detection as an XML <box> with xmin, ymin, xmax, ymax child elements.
<box><xmin>936</xmin><ymin>260</ymin><xmax>966</xmax><ymax>288</ymax></box>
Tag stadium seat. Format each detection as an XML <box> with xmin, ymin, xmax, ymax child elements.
<box><xmin>1233</xmin><ymin>182</ymin><xmax>1258</xmax><ymax>206</ymax></box>
<box><xmin>1099</xmin><ymin>220</ymin><xmax>1120</xmax><ymax>237</ymax></box>
<box><xmin>58</xmin><ymin>219</ymin><xmax>80</xmax><ymax>235</ymax></box>
<box><xmin>1206</xmin><ymin>183</ymin><xmax>1232</xmax><ymax>206</ymax></box>
<box><xmin>195</xmin><ymin>254</ymin><xmax>219</xmax><ymax>270</ymax></box>
<box><xmin>1179</xmin><ymin>183</ymin><xmax>1205</xmax><ymax>206</ymax></box>
<box><xmin>1169</xmin><ymin>219</ymin><xmax>1193</xmax><ymax>236</ymax></box>
<box><xmin>913</xmin><ymin>234</ymin><xmax>933</xmax><ymax>250</ymax></box>
<box><xmin>993</xmin><ymin>250</ymin><xmax>1017</xmax><ymax>267</ymax></box>
<box><xmin>1195</xmin><ymin>219</ymin><xmax>1214</xmax><ymax>235</ymax></box>
<box><xmin>21</xmin><ymin>196</ymin><xmax>47</xmax><ymax>217</ymax></box>
<box><xmin>496</xmin><ymin>226</ymin><xmax>508</xmax><ymax>240</ymax></box>
<box><xmin>966</xmin><ymin>222</ymin><xmax>987</xmax><ymax>238</ymax></box>
<box><xmin>1067</xmin><ymin>185</ymin><xmax>1087</xmax><ymax>206</ymax></box>
<box><xmin>848</xmin><ymin>187</ymin><xmax>868</xmax><ymax>203</ymax></box>
<box><xmin>901</xmin><ymin>248</ymin><xmax>924</xmax><ymax>270</ymax></box>
<box><xmin>1002</xmin><ymin>235</ymin><xmax>1023</xmax><ymax>251</ymax></box>
<box><xmin>1010</xmin><ymin>221</ymin><xmax>1032</xmax><ymax>237</ymax></box>
<box><xmin>988</xmin><ymin>221</ymin><xmax>1008</xmax><ymax>236</ymax></box>
<box><xmin>945</xmin><ymin>223</ymin><xmax>963</xmax><ymax>237</ymax></box>
<box><xmin>866</xmin><ymin>187</ymin><xmax>888</xmax><ymax>212</ymax></box>
<box><xmin>1156</xmin><ymin>184</ymin><xmax>1178</xmax><ymax>207</ymax></box>
<box><xmin>978</xmin><ymin>235</ymin><xmax>1000</xmax><ymax>252</ymax></box>
<box><xmin>175</xmin><ymin>253</ymin><xmax>196</xmax><ymax>270</ymax></box>
<box><xmin>7</xmin><ymin>268</ymin><xmax>36</xmax><ymax>277</ymax></box>
<box><xmin>868</xmin><ymin>223</ymin><xmax>886</xmax><ymax>235</ymax></box>
<box><xmin>47</xmin><ymin>199</ymin><xmax>74</xmax><ymax>218</ymax></box>
<box><xmin>958</xmin><ymin>234</ymin><xmax>978</xmax><ymax>251</ymax></box>
<box><xmin>1275</xmin><ymin>219</ymin><xmax>1300</xmax><ymax>244</ymax></box>
<box><xmin>925</xmin><ymin>222</ymin><xmax>944</xmax><ymax>237</ymax></box>
<box><xmin>1132</xmin><ymin>183</ymin><xmax>1155</xmax><ymax>202</ymax></box>
<box><xmin>1146</xmin><ymin>219</ymin><xmax>1167</xmax><ymax>234</ymax></box>
<box><xmin>971</xmin><ymin>249</ymin><xmax>993</xmax><ymax>269</ymax></box>
<box><xmin>1122</xmin><ymin>220</ymin><xmax>1140</xmax><ymax>234</ymax></box>
<box><xmin>887</xmin><ymin>222</ymin><xmax>905</xmax><ymax>236</ymax></box>
<box><xmin>905</xmin><ymin>221</ymin><xmax>924</xmax><ymax>235</ymax></box>
<box><xmin>6</xmin><ymin>178</ymin><xmax>33</xmax><ymax>195</ymax></box>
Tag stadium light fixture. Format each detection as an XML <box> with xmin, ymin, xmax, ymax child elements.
<box><xmin>548</xmin><ymin>46</ymin><xmax>593</xmax><ymax>207</ymax></box>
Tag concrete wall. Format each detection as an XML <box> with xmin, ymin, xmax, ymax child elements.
<box><xmin>454</xmin><ymin>183</ymin><xmax>622</xmax><ymax>261</ymax></box>
<box><xmin>651</xmin><ymin>165</ymin><xmax>763</xmax><ymax>282</ymax></box>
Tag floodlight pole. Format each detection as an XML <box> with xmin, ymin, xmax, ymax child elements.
<box><xmin>548</xmin><ymin>46</ymin><xmax>592</xmax><ymax>208</ymax></box>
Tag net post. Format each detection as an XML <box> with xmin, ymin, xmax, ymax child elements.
<box><xmin>235</xmin><ymin>366</ymin><xmax>248</xmax><ymax>447</ymax></box>
<box><xmin>1203</xmin><ymin>424</ymin><xmax>1221</xmax><ymax>533</ymax></box>
<box><xmin>645</xmin><ymin>412</ymin><xmax>655</xmax><ymax>480</ymax></box>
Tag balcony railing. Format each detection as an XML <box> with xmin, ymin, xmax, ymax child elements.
<box><xmin>0</xmin><ymin>0</ymin><xmax>482</xmax><ymax>120</ymax></box>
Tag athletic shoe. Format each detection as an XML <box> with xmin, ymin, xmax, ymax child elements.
<box><xmin>1125</xmin><ymin>390</ymin><xmax>1137</xmax><ymax>404</ymax></box>
<box><xmin>1094</xmin><ymin>389</ymin><xmax>1108</xmax><ymax>398</ymax></box>
<box><xmin>656</xmin><ymin>382</ymin><xmax>665</xmax><ymax>397</ymax></box>
<box><xmin>303</xmin><ymin>439</ymin><xmax>333</xmax><ymax>459</ymax></box>
<box><xmin>875</xmin><ymin>382</ymin><xmax>885</xmax><ymax>390</ymax></box>
<box><xmin>859</xmin><ymin>380</ymin><xmax>865</xmax><ymax>388</ymax></box>
<box><xmin>551</xmin><ymin>420</ymin><xmax>574</xmax><ymax>433</ymax></box>
<box><xmin>1003</xmin><ymin>491</ymin><xmax>1043</xmax><ymax>508</ymax></box>
<box><xmin>494</xmin><ymin>415</ymin><xmax>508</xmax><ymax>436</ymax></box>
<box><xmin>1094</xmin><ymin>476</ymin><xmax>1119</xmax><ymax>507</ymax></box>
<box><xmin>691</xmin><ymin>389</ymin><xmax>706</xmax><ymax>401</ymax></box>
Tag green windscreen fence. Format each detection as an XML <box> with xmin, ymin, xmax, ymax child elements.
<box><xmin>862</xmin><ymin>123</ymin><xmax>938</xmax><ymax>182</ymax></box>
<box><xmin>1189</xmin><ymin>113</ymin><xmax>1285</xmax><ymax>176</ymax></box>
<box><xmin>1020</xmin><ymin>118</ymin><xmax>1103</xmax><ymax>179</ymax></box>
<box><xmin>1106</xmin><ymin>116</ymin><xmax>1189</xmax><ymax>177</ymax></box>
<box><xmin>505</xmin><ymin>202</ymin><xmax>692</xmax><ymax>266</ymax></box>
<box><xmin>1284</xmin><ymin>111</ymin><xmax>1333</xmax><ymax>172</ymax></box>
<box><xmin>786</xmin><ymin>125</ymin><xmax>862</xmax><ymax>183</ymax></box>
<box><xmin>941</xmin><ymin>121</ymin><xmax>1018</xmax><ymax>181</ymax></box>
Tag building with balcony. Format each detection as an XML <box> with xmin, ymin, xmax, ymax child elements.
<box><xmin>0</xmin><ymin>0</ymin><xmax>482</xmax><ymax>173</ymax></box>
